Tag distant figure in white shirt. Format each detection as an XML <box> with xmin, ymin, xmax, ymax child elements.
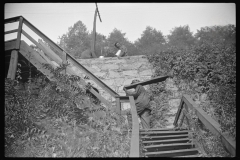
<box><xmin>114</xmin><ymin>42</ymin><xmax>128</xmax><ymax>58</ymax></box>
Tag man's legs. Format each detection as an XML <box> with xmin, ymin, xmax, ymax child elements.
<box><xmin>139</xmin><ymin>109</ymin><xmax>152</xmax><ymax>129</ymax></box>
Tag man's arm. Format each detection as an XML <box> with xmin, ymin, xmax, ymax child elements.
<box><xmin>123</xmin><ymin>86</ymin><xmax>139</xmax><ymax>97</ymax></box>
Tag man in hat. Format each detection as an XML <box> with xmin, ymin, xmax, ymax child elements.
<box><xmin>123</xmin><ymin>79</ymin><xmax>154</xmax><ymax>129</ymax></box>
<box><xmin>114</xmin><ymin>42</ymin><xmax>128</xmax><ymax>58</ymax></box>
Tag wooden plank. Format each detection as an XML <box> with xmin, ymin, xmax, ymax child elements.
<box><xmin>116</xmin><ymin>98</ymin><xmax>121</xmax><ymax>114</ymax></box>
<box><xmin>179</xmin><ymin>114</ymin><xmax>185</xmax><ymax>127</ymax></box>
<box><xmin>19</xmin><ymin>40</ymin><xmax>111</xmax><ymax>108</ymax></box>
<box><xmin>144</xmin><ymin>142</ymin><xmax>193</xmax><ymax>149</ymax></box>
<box><xmin>195</xmin><ymin>108</ymin><xmax>236</xmax><ymax>156</ymax></box>
<box><xmin>129</xmin><ymin>96</ymin><xmax>139</xmax><ymax>157</ymax></box>
<box><xmin>144</xmin><ymin>143</ymin><xmax>194</xmax><ymax>152</ymax></box>
<box><xmin>19</xmin><ymin>40</ymin><xmax>55</xmax><ymax>81</ymax></box>
<box><xmin>21</xmin><ymin>30</ymin><xmax>57</xmax><ymax>68</ymax></box>
<box><xmin>5</xmin><ymin>29</ymin><xmax>18</xmax><ymax>35</ymax></box>
<box><xmin>142</xmin><ymin>134</ymin><xmax>189</xmax><ymax>141</ymax></box>
<box><xmin>23</xmin><ymin>17</ymin><xmax>63</xmax><ymax>55</ymax></box>
<box><xmin>124</xmin><ymin>75</ymin><xmax>169</xmax><ymax>89</ymax></box>
<box><xmin>140</xmin><ymin>128</ymin><xmax>176</xmax><ymax>132</ymax></box>
<box><xmin>15</xmin><ymin>17</ymin><xmax>23</xmax><ymax>49</ymax></box>
<box><xmin>142</xmin><ymin>138</ymin><xmax>190</xmax><ymax>145</ymax></box>
<box><xmin>7</xmin><ymin>50</ymin><xmax>18</xmax><ymax>80</ymax></box>
<box><xmin>4</xmin><ymin>16</ymin><xmax>21</xmax><ymax>24</ymax></box>
<box><xmin>67</xmin><ymin>56</ymin><xmax>119</xmax><ymax>97</ymax></box>
<box><xmin>182</xmin><ymin>109</ymin><xmax>191</xmax><ymax>129</ymax></box>
<box><xmin>176</xmin><ymin>154</ymin><xmax>199</xmax><ymax>157</ymax></box>
<box><xmin>23</xmin><ymin>16</ymin><xmax>119</xmax><ymax>97</ymax></box>
<box><xmin>36</xmin><ymin>49</ymin><xmax>57</xmax><ymax>69</ymax></box>
<box><xmin>141</xmin><ymin>130</ymin><xmax>190</xmax><ymax>136</ymax></box>
<box><xmin>182</xmin><ymin>94</ymin><xmax>235</xmax><ymax>156</ymax></box>
<box><xmin>38</xmin><ymin>39</ymin><xmax>62</xmax><ymax>64</ymax></box>
<box><xmin>173</xmin><ymin>98</ymin><xmax>184</xmax><ymax>126</ymax></box>
<box><xmin>40</xmin><ymin>36</ymin><xmax>119</xmax><ymax>97</ymax></box>
<box><xmin>115</xmin><ymin>96</ymin><xmax>130</xmax><ymax>102</ymax></box>
<box><xmin>62</xmin><ymin>51</ymin><xmax>67</xmax><ymax>74</ymax></box>
<box><xmin>5</xmin><ymin>39</ymin><xmax>17</xmax><ymax>51</ymax></box>
<box><xmin>38</xmin><ymin>39</ymin><xmax>112</xmax><ymax>107</ymax></box>
<box><xmin>145</xmin><ymin>148</ymin><xmax>199</xmax><ymax>157</ymax></box>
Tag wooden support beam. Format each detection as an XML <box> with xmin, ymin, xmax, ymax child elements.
<box><xmin>124</xmin><ymin>75</ymin><xmax>169</xmax><ymax>90</ymax></box>
<box><xmin>7</xmin><ymin>50</ymin><xmax>19</xmax><ymax>80</ymax></box>
<box><xmin>15</xmin><ymin>17</ymin><xmax>23</xmax><ymax>49</ymax></box>
<box><xmin>129</xmin><ymin>96</ymin><xmax>139</xmax><ymax>157</ymax></box>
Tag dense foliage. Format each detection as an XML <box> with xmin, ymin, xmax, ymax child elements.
<box><xmin>5</xmin><ymin>63</ymin><xmax>130</xmax><ymax>157</ymax></box>
<box><xmin>147</xmin><ymin>37</ymin><xmax>235</xmax><ymax>156</ymax></box>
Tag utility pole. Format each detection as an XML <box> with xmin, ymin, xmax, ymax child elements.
<box><xmin>91</xmin><ymin>3</ymin><xmax>102</xmax><ymax>58</ymax></box>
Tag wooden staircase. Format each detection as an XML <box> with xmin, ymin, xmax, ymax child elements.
<box><xmin>140</xmin><ymin>128</ymin><xmax>200</xmax><ymax>157</ymax></box>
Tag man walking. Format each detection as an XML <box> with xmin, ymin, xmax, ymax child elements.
<box><xmin>123</xmin><ymin>79</ymin><xmax>154</xmax><ymax>129</ymax></box>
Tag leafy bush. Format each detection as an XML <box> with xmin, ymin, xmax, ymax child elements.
<box><xmin>5</xmin><ymin>63</ymin><xmax>130</xmax><ymax>157</ymax></box>
<box><xmin>147</xmin><ymin>41</ymin><xmax>235</xmax><ymax>156</ymax></box>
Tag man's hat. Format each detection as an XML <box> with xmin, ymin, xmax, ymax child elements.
<box><xmin>131</xmin><ymin>79</ymin><xmax>140</xmax><ymax>84</ymax></box>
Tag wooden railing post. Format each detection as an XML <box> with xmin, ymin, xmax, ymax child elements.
<box><xmin>15</xmin><ymin>17</ymin><xmax>23</xmax><ymax>50</ymax></box>
<box><xmin>7</xmin><ymin>50</ymin><xmax>18</xmax><ymax>80</ymax></box>
<box><xmin>129</xmin><ymin>96</ymin><xmax>139</xmax><ymax>157</ymax></box>
<box><xmin>116</xmin><ymin>97</ymin><xmax>121</xmax><ymax>114</ymax></box>
<box><xmin>174</xmin><ymin>94</ymin><xmax>236</xmax><ymax>156</ymax></box>
<box><xmin>63</xmin><ymin>51</ymin><xmax>67</xmax><ymax>74</ymax></box>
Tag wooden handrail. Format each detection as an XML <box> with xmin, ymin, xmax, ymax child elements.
<box><xmin>5</xmin><ymin>16</ymin><xmax>119</xmax><ymax>97</ymax></box>
<box><xmin>174</xmin><ymin>94</ymin><xmax>235</xmax><ymax>156</ymax></box>
<box><xmin>5</xmin><ymin>29</ymin><xmax>18</xmax><ymax>35</ymax></box>
<box><xmin>124</xmin><ymin>75</ymin><xmax>169</xmax><ymax>89</ymax></box>
<box><xmin>4</xmin><ymin>16</ymin><xmax>21</xmax><ymax>24</ymax></box>
<box><xmin>129</xmin><ymin>96</ymin><xmax>139</xmax><ymax>157</ymax></box>
<box><xmin>21</xmin><ymin>16</ymin><xmax>119</xmax><ymax>97</ymax></box>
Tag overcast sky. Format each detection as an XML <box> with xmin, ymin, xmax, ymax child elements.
<box><xmin>5</xmin><ymin>3</ymin><xmax>236</xmax><ymax>45</ymax></box>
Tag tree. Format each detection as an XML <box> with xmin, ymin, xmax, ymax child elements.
<box><xmin>167</xmin><ymin>25</ymin><xmax>196</xmax><ymax>49</ymax></box>
<box><xmin>57</xmin><ymin>20</ymin><xmax>91</xmax><ymax>58</ymax></box>
<box><xmin>88</xmin><ymin>31</ymin><xmax>107</xmax><ymax>57</ymax></box>
<box><xmin>135</xmin><ymin>26</ymin><xmax>166</xmax><ymax>55</ymax></box>
<box><xmin>105</xmin><ymin>28</ymin><xmax>133</xmax><ymax>57</ymax></box>
<box><xmin>194</xmin><ymin>24</ymin><xmax>236</xmax><ymax>46</ymax></box>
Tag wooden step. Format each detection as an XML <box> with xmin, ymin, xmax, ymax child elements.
<box><xmin>144</xmin><ymin>143</ymin><xmax>195</xmax><ymax>152</ymax></box>
<box><xmin>145</xmin><ymin>148</ymin><xmax>199</xmax><ymax>157</ymax></box>
<box><xmin>142</xmin><ymin>138</ymin><xmax>191</xmax><ymax>145</ymax></box>
<box><xmin>140</xmin><ymin>130</ymin><xmax>191</xmax><ymax>136</ymax></box>
<box><xmin>140</xmin><ymin>128</ymin><xmax>176</xmax><ymax>132</ymax></box>
<box><xmin>142</xmin><ymin>134</ymin><xmax>189</xmax><ymax>141</ymax></box>
<box><xmin>176</xmin><ymin>154</ymin><xmax>200</xmax><ymax>157</ymax></box>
